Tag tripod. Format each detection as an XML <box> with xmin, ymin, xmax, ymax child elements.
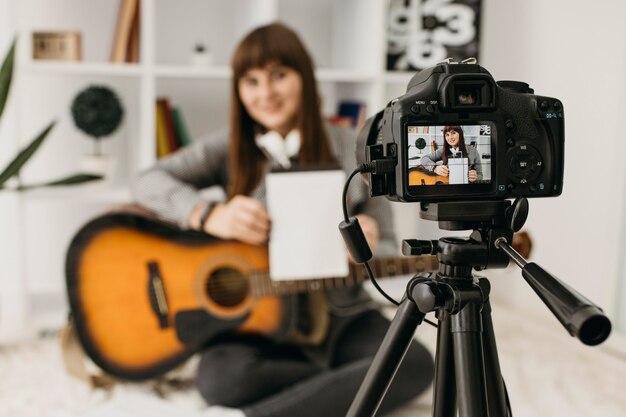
<box><xmin>347</xmin><ymin>199</ymin><xmax>612</xmax><ymax>417</ymax></box>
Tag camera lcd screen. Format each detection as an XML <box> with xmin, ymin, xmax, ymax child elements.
<box><xmin>407</xmin><ymin>124</ymin><xmax>493</xmax><ymax>190</ymax></box>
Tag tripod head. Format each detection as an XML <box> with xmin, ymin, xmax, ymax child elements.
<box><xmin>402</xmin><ymin>198</ymin><xmax>611</xmax><ymax>346</ymax></box>
<box><xmin>403</xmin><ymin>199</ymin><xmax>524</xmax><ymax>272</ymax></box>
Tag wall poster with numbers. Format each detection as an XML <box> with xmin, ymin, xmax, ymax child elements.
<box><xmin>387</xmin><ymin>0</ymin><xmax>482</xmax><ymax>71</ymax></box>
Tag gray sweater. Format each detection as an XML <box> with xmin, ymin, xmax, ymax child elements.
<box><xmin>131</xmin><ymin>124</ymin><xmax>397</xmax><ymax>257</ymax></box>
<box><xmin>420</xmin><ymin>146</ymin><xmax>483</xmax><ymax>181</ymax></box>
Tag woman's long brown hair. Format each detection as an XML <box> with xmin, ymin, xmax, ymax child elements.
<box><xmin>228</xmin><ymin>23</ymin><xmax>336</xmax><ymax>197</ymax></box>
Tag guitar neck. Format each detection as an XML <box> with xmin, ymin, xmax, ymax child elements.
<box><xmin>248</xmin><ymin>255</ymin><xmax>439</xmax><ymax>297</ymax></box>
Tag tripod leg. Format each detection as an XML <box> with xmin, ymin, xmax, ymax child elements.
<box><xmin>481</xmin><ymin>291</ymin><xmax>509</xmax><ymax>417</ymax></box>
<box><xmin>451</xmin><ymin>301</ymin><xmax>489</xmax><ymax>417</ymax></box>
<box><xmin>432</xmin><ymin>310</ymin><xmax>457</xmax><ymax>417</ymax></box>
<box><xmin>347</xmin><ymin>297</ymin><xmax>425</xmax><ymax>417</ymax></box>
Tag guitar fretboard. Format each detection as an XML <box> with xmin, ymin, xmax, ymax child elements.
<box><xmin>247</xmin><ymin>255</ymin><xmax>439</xmax><ymax>297</ymax></box>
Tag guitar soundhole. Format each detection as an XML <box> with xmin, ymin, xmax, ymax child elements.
<box><xmin>205</xmin><ymin>267</ymin><xmax>249</xmax><ymax>307</ymax></box>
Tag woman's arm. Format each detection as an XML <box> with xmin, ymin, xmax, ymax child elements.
<box><xmin>131</xmin><ymin>129</ymin><xmax>230</xmax><ymax>228</ymax></box>
<box><xmin>419</xmin><ymin>148</ymin><xmax>443</xmax><ymax>171</ymax></box>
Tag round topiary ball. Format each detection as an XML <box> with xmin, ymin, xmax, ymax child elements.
<box><xmin>415</xmin><ymin>137</ymin><xmax>426</xmax><ymax>150</ymax></box>
<box><xmin>71</xmin><ymin>85</ymin><xmax>124</xmax><ymax>140</ymax></box>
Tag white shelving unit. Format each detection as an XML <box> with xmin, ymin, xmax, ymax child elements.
<box><xmin>2</xmin><ymin>0</ymin><xmax>429</xmax><ymax>335</ymax></box>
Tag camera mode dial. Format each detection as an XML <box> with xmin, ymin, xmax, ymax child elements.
<box><xmin>507</xmin><ymin>144</ymin><xmax>543</xmax><ymax>183</ymax></box>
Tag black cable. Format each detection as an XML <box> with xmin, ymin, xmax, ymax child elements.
<box><xmin>343</xmin><ymin>165</ymin><xmax>438</xmax><ymax>328</ymax></box>
<box><xmin>343</xmin><ymin>167</ymin><xmax>399</xmax><ymax>306</ymax></box>
<box><xmin>342</xmin><ymin>168</ymin><xmax>361</xmax><ymax>222</ymax></box>
<box><xmin>364</xmin><ymin>262</ymin><xmax>399</xmax><ymax>306</ymax></box>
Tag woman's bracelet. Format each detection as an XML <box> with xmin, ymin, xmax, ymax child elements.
<box><xmin>198</xmin><ymin>201</ymin><xmax>217</xmax><ymax>231</ymax></box>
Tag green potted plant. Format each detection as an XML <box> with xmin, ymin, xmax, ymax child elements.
<box><xmin>70</xmin><ymin>84</ymin><xmax>124</xmax><ymax>182</ymax></box>
<box><xmin>0</xmin><ymin>38</ymin><xmax>102</xmax><ymax>191</ymax></box>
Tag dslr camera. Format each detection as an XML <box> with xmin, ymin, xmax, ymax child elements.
<box><xmin>357</xmin><ymin>60</ymin><xmax>564</xmax><ymax>203</ymax></box>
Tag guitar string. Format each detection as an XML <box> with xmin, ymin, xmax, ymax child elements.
<box><xmin>201</xmin><ymin>258</ymin><xmax>436</xmax><ymax>293</ymax></box>
<box><xmin>195</xmin><ymin>258</ymin><xmax>437</xmax><ymax>300</ymax></box>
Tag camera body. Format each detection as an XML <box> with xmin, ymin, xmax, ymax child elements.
<box><xmin>358</xmin><ymin>61</ymin><xmax>564</xmax><ymax>203</ymax></box>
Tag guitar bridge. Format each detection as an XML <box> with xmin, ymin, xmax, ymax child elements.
<box><xmin>147</xmin><ymin>261</ymin><xmax>169</xmax><ymax>328</ymax></box>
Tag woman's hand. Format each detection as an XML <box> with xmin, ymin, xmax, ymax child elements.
<box><xmin>434</xmin><ymin>165</ymin><xmax>449</xmax><ymax>176</ymax></box>
<box><xmin>204</xmin><ymin>195</ymin><xmax>270</xmax><ymax>245</ymax></box>
<box><xmin>468</xmin><ymin>170</ymin><xmax>477</xmax><ymax>182</ymax></box>
<box><xmin>347</xmin><ymin>214</ymin><xmax>380</xmax><ymax>261</ymax></box>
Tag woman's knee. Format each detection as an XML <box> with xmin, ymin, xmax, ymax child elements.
<box><xmin>195</xmin><ymin>344</ymin><xmax>260</xmax><ymax>407</ymax></box>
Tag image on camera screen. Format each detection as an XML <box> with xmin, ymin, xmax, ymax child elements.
<box><xmin>407</xmin><ymin>124</ymin><xmax>492</xmax><ymax>186</ymax></box>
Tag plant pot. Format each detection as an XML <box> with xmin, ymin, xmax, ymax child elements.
<box><xmin>79</xmin><ymin>154</ymin><xmax>117</xmax><ymax>185</ymax></box>
<box><xmin>190</xmin><ymin>50</ymin><xmax>213</xmax><ymax>67</ymax></box>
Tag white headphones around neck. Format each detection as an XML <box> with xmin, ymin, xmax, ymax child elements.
<box><xmin>255</xmin><ymin>130</ymin><xmax>301</xmax><ymax>168</ymax></box>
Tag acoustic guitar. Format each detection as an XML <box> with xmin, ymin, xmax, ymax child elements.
<box><xmin>65</xmin><ymin>212</ymin><xmax>439</xmax><ymax>380</ymax></box>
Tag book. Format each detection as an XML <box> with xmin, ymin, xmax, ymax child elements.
<box><xmin>337</xmin><ymin>100</ymin><xmax>367</xmax><ymax>128</ymax></box>
<box><xmin>172</xmin><ymin>107</ymin><xmax>192</xmax><ymax>147</ymax></box>
<box><xmin>155</xmin><ymin>103</ymin><xmax>170</xmax><ymax>158</ymax></box>
<box><xmin>156</xmin><ymin>98</ymin><xmax>180</xmax><ymax>153</ymax></box>
<box><xmin>110</xmin><ymin>0</ymin><xmax>139</xmax><ymax>63</ymax></box>
<box><xmin>126</xmin><ymin>0</ymin><xmax>140</xmax><ymax>63</ymax></box>
<box><xmin>326</xmin><ymin>115</ymin><xmax>353</xmax><ymax>128</ymax></box>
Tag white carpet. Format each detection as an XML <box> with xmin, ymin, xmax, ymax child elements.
<box><xmin>2</xmin><ymin>299</ymin><xmax>626</xmax><ymax>417</ymax></box>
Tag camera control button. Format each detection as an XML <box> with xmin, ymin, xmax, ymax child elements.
<box><xmin>508</xmin><ymin>145</ymin><xmax>542</xmax><ymax>182</ymax></box>
<box><xmin>425</xmin><ymin>104</ymin><xmax>435</xmax><ymax>114</ymax></box>
<box><xmin>507</xmin><ymin>138</ymin><xmax>515</xmax><ymax>147</ymax></box>
<box><xmin>505</xmin><ymin>120</ymin><xmax>515</xmax><ymax>131</ymax></box>
<box><xmin>540</xmin><ymin>100</ymin><xmax>550</xmax><ymax>111</ymax></box>
<box><xmin>553</xmin><ymin>101</ymin><xmax>562</xmax><ymax>111</ymax></box>
<box><xmin>411</xmin><ymin>105</ymin><xmax>420</xmax><ymax>114</ymax></box>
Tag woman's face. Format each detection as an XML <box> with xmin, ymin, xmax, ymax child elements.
<box><xmin>445</xmin><ymin>129</ymin><xmax>460</xmax><ymax>148</ymax></box>
<box><xmin>238</xmin><ymin>63</ymin><xmax>302</xmax><ymax>136</ymax></box>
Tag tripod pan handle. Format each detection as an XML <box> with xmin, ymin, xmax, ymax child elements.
<box><xmin>521</xmin><ymin>263</ymin><xmax>611</xmax><ymax>346</ymax></box>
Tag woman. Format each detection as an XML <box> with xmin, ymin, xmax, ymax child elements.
<box><xmin>132</xmin><ymin>23</ymin><xmax>433</xmax><ymax>417</ymax></box>
<box><xmin>420</xmin><ymin>125</ymin><xmax>483</xmax><ymax>183</ymax></box>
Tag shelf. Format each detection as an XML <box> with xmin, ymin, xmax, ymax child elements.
<box><xmin>21</xmin><ymin>184</ymin><xmax>132</xmax><ymax>204</ymax></box>
<box><xmin>154</xmin><ymin>66</ymin><xmax>378</xmax><ymax>83</ymax></box>
<box><xmin>21</xmin><ymin>63</ymin><xmax>382</xmax><ymax>84</ymax></box>
<box><xmin>154</xmin><ymin>65</ymin><xmax>231</xmax><ymax>79</ymax></box>
<box><xmin>18</xmin><ymin>64</ymin><xmax>382</xmax><ymax>83</ymax></box>
<box><xmin>21</xmin><ymin>61</ymin><xmax>143</xmax><ymax>78</ymax></box>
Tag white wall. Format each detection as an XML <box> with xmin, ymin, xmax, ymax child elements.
<box><xmin>470</xmin><ymin>0</ymin><xmax>626</xmax><ymax>335</ymax></box>
<box><xmin>0</xmin><ymin>0</ymin><xmax>31</xmax><ymax>343</ymax></box>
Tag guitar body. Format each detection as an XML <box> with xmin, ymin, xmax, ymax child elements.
<box><xmin>66</xmin><ymin>213</ymin><xmax>288</xmax><ymax>380</ymax></box>
<box><xmin>408</xmin><ymin>167</ymin><xmax>449</xmax><ymax>186</ymax></box>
